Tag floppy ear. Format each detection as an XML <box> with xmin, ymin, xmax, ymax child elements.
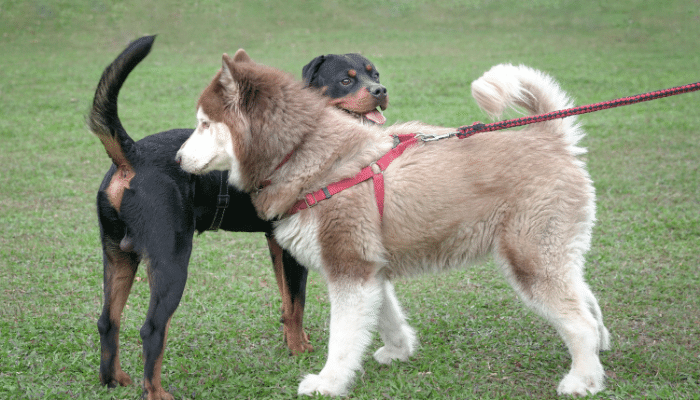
<box><xmin>220</xmin><ymin>53</ymin><xmax>241</xmax><ymax>103</ymax></box>
<box><xmin>232</xmin><ymin>48</ymin><xmax>252</xmax><ymax>63</ymax></box>
<box><xmin>301</xmin><ymin>55</ymin><xmax>326</xmax><ymax>87</ymax></box>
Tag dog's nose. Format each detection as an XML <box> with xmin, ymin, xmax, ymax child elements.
<box><xmin>369</xmin><ymin>84</ymin><xmax>387</xmax><ymax>100</ymax></box>
<box><xmin>175</xmin><ymin>154</ymin><xmax>182</xmax><ymax>164</ymax></box>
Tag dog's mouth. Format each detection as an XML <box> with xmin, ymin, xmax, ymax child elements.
<box><xmin>360</xmin><ymin>108</ymin><xmax>387</xmax><ymax>125</ymax></box>
<box><xmin>335</xmin><ymin>103</ymin><xmax>388</xmax><ymax>125</ymax></box>
<box><xmin>329</xmin><ymin>88</ymin><xmax>388</xmax><ymax>125</ymax></box>
<box><xmin>340</xmin><ymin>108</ymin><xmax>386</xmax><ymax>125</ymax></box>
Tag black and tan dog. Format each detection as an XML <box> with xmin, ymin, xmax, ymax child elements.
<box><xmin>90</xmin><ymin>37</ymin><xmax>311</xmax><ymax>399</ymax></box>
<box><xmin>90</xmin><ymin>36</ymin><xmax>388</xmax><ymax>399</ymax></box>
<box><xmin>302</xmin><ymin>53</ymin><xmax>388</xmax><ymax>125</ymax></box>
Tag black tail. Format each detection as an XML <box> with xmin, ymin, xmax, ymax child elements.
<box><xmin>88</xmin><ymin>35</ymin><xmax>156</xmax><ymax>167</ymax></box>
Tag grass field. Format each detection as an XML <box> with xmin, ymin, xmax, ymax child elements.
<box><xmin>1</xmin><ymin>0</ymin><xmax>699</xmax><ymax>398</ymax></box>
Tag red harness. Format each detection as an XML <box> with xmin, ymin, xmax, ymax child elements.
<box><xmin>287</xmin><ymin>133</ymin><xmax>422</xmax><ymax>219</ymax></box>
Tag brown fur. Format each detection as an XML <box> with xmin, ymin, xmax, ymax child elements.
<box><xmin>176</xmin><ymin>57</ymin><xmax>609</xmax><ymax>397</ymax></box>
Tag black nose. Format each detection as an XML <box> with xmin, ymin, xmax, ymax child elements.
<box><xmin>369</xmin><ymin>84</ymin><xmax>387</xmax><ymax>100</ymax></box>
<box><xmin>175</xmin><ymin>154</ymin><xmax>181</xmax><ymax>164</ymax></box>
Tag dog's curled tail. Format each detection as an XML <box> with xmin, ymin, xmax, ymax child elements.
<box><xmin>88</xmin><ymin>35</ymin><xmax>156</xmax><ymax>166</ymax></box>
<box><xmin>471</xmin><ymin>64</ymin><xmax>586</xmax><ymax>155</ymax></box>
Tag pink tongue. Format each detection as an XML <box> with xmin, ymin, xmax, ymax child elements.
<box><xmin>364</xmin><ymin>109</ymin><xmax>386</xmax><ymax>125</ymax></box>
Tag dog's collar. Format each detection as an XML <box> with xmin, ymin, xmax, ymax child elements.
<box><xmin>207</xmin><ymin>171</ymin><xmax>230</xmax><ymax>231</ymax></box>
<box><xmin>257</xmin><ymin>150</ymin><xmax>294</xmax><ymax>191</ymax></box>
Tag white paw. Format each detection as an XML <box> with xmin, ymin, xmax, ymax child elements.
<box><xmin>298</xmin><ymin>373</ymin><xmax>348</xmax><ymax>397</ymax></box>
<box><xmin>373</xmin><ymin>345</ymin><xmax>411</xmax><ymax>364</ymax></box>
<box><xmin>373</xmin><ymin>325</ymin><xmax>417</xmax><ymax>364</ymax></box>
<box><xmin>557</xmin><ymin>372</ymin><xmax>604</xmax><ymax>397</ymax></box>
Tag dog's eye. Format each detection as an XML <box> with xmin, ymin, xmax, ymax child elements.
<box><xmin>341</xmin><ymin>78</ymin><xmax>352</xmax><ymax>86</ymax></box>
<box><xmin>201</xmin><ymin>121</ymin><xmax>210</xmax><ymax>129</ymax></box>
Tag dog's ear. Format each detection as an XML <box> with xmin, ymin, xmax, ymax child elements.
<box><xmin>220</xmin><ymin>52</ymin><xmax>265</xmax><ymax>115</ymax></box>
<box><xmin>220</xmin><ymin>53</ymin><xmax>236</xmax><ymax>86</ymax></box>
<box><xmin>301</xmin><ymin>55</ymin><xmax>326</xmax><ymax>87</ymax></box>
<box><xmin>232</xmin><ymin>48</ymin><xmax>253</xmax><ymax>63</ymax></box>
<box><xmin>220</xmin><ymin>53</ymin><xmax>242</xmax><ymax>104</ymax></box>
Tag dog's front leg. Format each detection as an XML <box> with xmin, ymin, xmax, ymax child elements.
<box><xmin>298</xmin><ymin>275</ymin><xmax>382</xmax><ymax>397</ymax></box>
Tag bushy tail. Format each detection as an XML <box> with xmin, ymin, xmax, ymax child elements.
<box><xmin>471</xmin><ymin>64</ymin><xmax>586</xmax><ymax>155</ymax></box>
<box><xmin>88</xmin><ymin>36</ymin><xmax>156</xmax><ymax>166</ymax></box>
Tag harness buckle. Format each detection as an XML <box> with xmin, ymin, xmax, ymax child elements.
<box><xmin>304</xmin><ymin>196</ymin><xmax>316</xmax><ymax>209</ymax></box>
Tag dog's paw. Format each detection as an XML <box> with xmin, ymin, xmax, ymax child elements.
<box><xmin>115</xmin><ymin>370</ymin><xmax>133</xmax><ymax>386</ymax></box>
<box><xmin>373</xmin><ymin>325</ymin><xmax>417</xmax><ymax>364</ymax></box>
<box><xmin>373</xmin><ymin>343</ymin><xmax>415</xmax><ymax>364</ymax></box>
<box><xmin>144</xmin><ymin>387</ymin><xmax>175</xmax><ymax>400</ymax></box>
<box><xmin>556</xmin><ymin>372</ymin><xmax>604</xmax><ymax>397</ymax></box>
<box><xmin>298</xmin><ymin>373</ymin><xmax>347</xmax><ymax>397</ymax></box>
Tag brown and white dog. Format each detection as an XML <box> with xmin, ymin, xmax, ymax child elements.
<box><xmin>176</xmin><ymin>51</ymin><xmax>610</xmax><ymax>397</ymax></box>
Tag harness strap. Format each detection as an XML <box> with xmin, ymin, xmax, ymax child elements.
<box><xmin>287</xmin><ymin>134</ymin><xmax>418</xmax><ymax>218</ymax></box>
<box><xmin>208</xmin><ymin>171</ymin><xmax>230</xmax><ymax>231</ymax></box>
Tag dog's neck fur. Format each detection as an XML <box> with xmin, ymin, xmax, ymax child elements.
<box><xmin>254</xmin><ymin>106</ymin><xmax>393</xmax><ymax>220</ymax></box>
<box><xmin>203</xmin><ymin>51</ymin><xmax>393</xmax><ymax>220</ymax></box>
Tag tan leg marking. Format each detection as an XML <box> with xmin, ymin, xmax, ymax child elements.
<box><xmin>101</xmin><ymin>249</ymin><xmax>138</xmax><ymax>387</ymax></box>
<box><xmin>266</xmin><ymin>235</ymin><xmax>313</xmax><ymax>355</ymax></box>
<box><xmin>144</xmin><ymin>318</ymin><xmax>174</xmax><ymax>400</ymax></box>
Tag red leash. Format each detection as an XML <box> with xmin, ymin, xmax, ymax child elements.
<box><xmin>287</xmin><ymin>80</ymin><xmax>700</xmax><ymax>217</ymax></box>
<box><xmin>456</xmin><ymin>81</ymin><xmax>700</xmax><ymax>138</ymax></box>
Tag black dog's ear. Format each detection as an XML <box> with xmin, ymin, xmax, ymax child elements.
<box><xmin>301</xmin><ymin>55</ymin><xmax>326</xmax><ymax>87</ymax></box>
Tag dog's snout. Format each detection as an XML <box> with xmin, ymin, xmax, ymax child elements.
<box><xmin>175</xmin><ymin>143</ymin><xmax>187</xmax><ymax>164</ymax></box>
<box><xmin>369</xmin><ymin>84</ymin><xmax>387</xmax><ymax>100</ymax></box>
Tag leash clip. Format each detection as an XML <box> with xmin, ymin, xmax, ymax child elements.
<box><xmin>416</xmin><ymin>131</ymin><xmax>457</xmax><ymax>142</ymax></box>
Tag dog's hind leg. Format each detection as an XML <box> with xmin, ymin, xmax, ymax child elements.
<box><xmin>544</xmin><ymin>278</ymin><xmax>607</xmax><ymax>397</ymax></box>
<box><xmin>586</xmin><ymin>288</ymin><xmax>611</xmax><ymax>351</ymax></box>
<box><xmin>298</xmin><ymin>272</ymin><xmax>382</xmax><ymax>396</ymax></box>
<box><xmin>373</xmin><ymin>280</ymin><xmax>417</xmax><ymax>364</ymax></box>
<box><xmin>139</xmin><ymin>255</ymin><xmax>189</xmax><ymax>400</ymax></box>
<box><xmin>97</xmin><ymin>240</ymin><xmax>139</xmax><ymax>388</ymax></box>
<box><xmin>497</xmin><ymin>232</ymin><xmax>607</xmax><ymax>396</ymax></box>
<box><xmin>266</xmin><ymin>233</ymin><xmax>313</xmax><ymax>355</ymax></box>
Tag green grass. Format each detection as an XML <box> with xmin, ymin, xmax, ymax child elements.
<box><xmin>1</xmin><ymin>0</ymin><xmax>699</xmax><ymax>398</ymax></box>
